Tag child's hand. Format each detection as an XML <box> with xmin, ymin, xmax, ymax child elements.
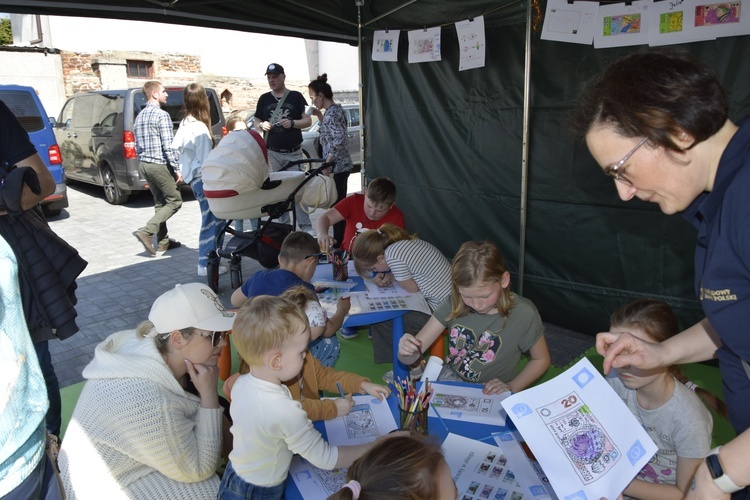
<box><xmin>334</xmin><ymin>394</ymin><xmax>355</xmax><ymax>416</ymax></box>
<box><xmin>483</xmin><ymin>378</ymin><xmax>511</xmax><ymax>395</ymax></box>
<box><xmin>360</xmin><ymin>381</ymin><xmax>391</xmax><ymax>401</ymax></box>
<box><xmin>373</xmin><ymin>272</ymin><xmax>394</xmax><ymax>287</ymax></box>
<box><xmin>336</xmin><ymin>297</ymin><xmax>351</xmax><ymax>315</ymax></box>
<box><xmin>398</xmin><ymin>333</ymin><xmax>422</xmax><ymax>358</ymax></box>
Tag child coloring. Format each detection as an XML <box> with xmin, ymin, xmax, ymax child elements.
<box><xmin>218</xmin><ymin>296</ymin><xmax>387</xmax><ymax>500</ymax></box>
<box><xmin>606</xmin><ymin>299</ymin><xmax>723</xmax><ymax>499</ymax></box>
<box><xmin>398</xmin><ymin>240</ymin><xmax>550</xmax><ymax>395</ymax></box>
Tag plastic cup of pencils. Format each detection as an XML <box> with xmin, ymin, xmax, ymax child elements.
<box><xmin>399</xmin><ymin>403</ymin><xmax>429</xmax><ymax>435</ymax></box>
<box><xmin>331</xmin><ymin>250</ymin><xmax>349</xmax><ymax>281</ymax></box>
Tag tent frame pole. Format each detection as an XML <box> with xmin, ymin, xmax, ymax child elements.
<box><xmin>518</xmin><ymin>0</ymin><xmax>532</xmax><ymax>295</ymax></box>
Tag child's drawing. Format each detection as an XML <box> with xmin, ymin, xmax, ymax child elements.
<box><xmin>343</xmin><ymin>405</ymin><xmax>380</xmax><ymax>439</ymax></box>
<box><xmin>432</xmin><ymin>393</ymin><xmax>496</xmax><ymax>415</ymax></box>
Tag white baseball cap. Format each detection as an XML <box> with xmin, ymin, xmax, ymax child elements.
<box><xmin>149</xmin><ymin>283</ymin><xmax>236</xmax><ymax>334</ymax></box>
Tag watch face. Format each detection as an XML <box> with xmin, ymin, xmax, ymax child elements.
<box><xmin>706</xmin><ymin>453</ymin><xmax>724</xmax><ymax>479</ymax></box>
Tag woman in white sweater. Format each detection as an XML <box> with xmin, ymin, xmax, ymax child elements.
<box><xmin>59</xmin><ymin>283</ymin><xmax>236</xmax><ymax>499</ymax></box>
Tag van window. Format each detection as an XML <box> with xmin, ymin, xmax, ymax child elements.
<box><xmin>348</xmin><ymin>108</ymin><xmax>360</xmax><ymax>127</ymax></box>
<box><xmin>162</xmin><ymin>87</ymin><xmax>222</xmax><ymax>127</ymax></box>
<box><xmin>0</xmin><ymin>90</ymin><xmax>45</xmax><ymax>132</ymax></box>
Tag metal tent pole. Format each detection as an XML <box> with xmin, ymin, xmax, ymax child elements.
<box><xmin>518</xmin><ymin>0</ymin><xmax>532</xmax><ymax>295</ymax></box>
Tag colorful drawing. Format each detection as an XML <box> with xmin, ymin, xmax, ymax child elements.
<box><xmin>659</xmin><ymin>11</ymin><xmax>684</xmax><ymax>33</ymax></box>
<box><xmin>536</xmin><ymin>391</ymin><xmax>621</xmax><ymax>485</ymax></box>
<box><xmin>695</xmin><ymin>2</ymin><xmax>741</xmax><ymax>25</ymax></box>
<box><xmin>602</xmin><ymin>13</ymin><xmax>642</xmax><ymax>36</ymax></box>
<box><xmin>343</xmin><ymin>404</ymin><xmax>380</xmax><ymax>439</ymax></box>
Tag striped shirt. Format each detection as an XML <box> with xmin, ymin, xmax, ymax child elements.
<box><xmin>385</xmin><ymin>238</ymin><xmax>452</xmax><ymax>310</ymax></box>
<box><xmin>134</xmin><ymin>102</ymin><xmax>180</xmax><ymax>170</ymax></box>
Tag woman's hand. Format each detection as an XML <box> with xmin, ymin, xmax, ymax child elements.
<box><xmin>597</xmin><ymin>331</ymin><xmax>664</xmax><ymax>375</ymax></box>
<box><xmin>335</xmin><ymin>394</ymin><xmax>355</xmax><ymax>416</ymax></box>
<box><xmin>398</xmin><ymin>334</ymin><xmax>422</xmax><ymax>359</ymax></box>
<box><xmin>318</xmin><ymin>234</ymin><xmax>336</xmax><ymax>253</ymax></box>
<box><xmin>360</xmin><ymin>381</ymin><xmax>391</xmax><ymax>401</ymax></box>
<box><xmin>185</xmin><ymin>359</ymin><xmax>220</xmax><ymax>409</ymax></box>
<box><xmin>686</xmin><ymin>462</ymin><xmax>731</xmax><ymax>500</ymax></box>
<box><xmin>483</xmin><ymin>378</ymin><xmax>511</xmax><ymax>395</ymax></box>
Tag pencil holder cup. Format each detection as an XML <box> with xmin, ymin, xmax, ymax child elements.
<box><xmin>331</xmin><ymin>250</ymin><xmax>348</xmax><ymax>281</ymax></box>
<box><xmin>399</xmin><ymin>403</ymin><xmax>429</xmax><ymax>435</ymax></box>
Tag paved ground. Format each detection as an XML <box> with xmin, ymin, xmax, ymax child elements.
<box><xmin>47</xmin><ymin>175</ymin><xmax>593</xmax><ymax>389</ymax></box>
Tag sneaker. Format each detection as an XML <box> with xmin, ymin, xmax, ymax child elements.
<box><xmin>339</xmin><ymin>327</ymin><xmax>358</xmax><ymax>340</ymax></box>
<box><xmin>157</xmin><ymin>239</ymin><xmax>182</xmax><ymax>252</ymax></box>
<box><xmin>197</xmin><ymin>265</ymin><xmax>228</xmax><ymax>276</ymax></box>
<box><xmin>133</xmin><ymin>230</ymin><xmax>156</xmax><ymax>255</ymax></box>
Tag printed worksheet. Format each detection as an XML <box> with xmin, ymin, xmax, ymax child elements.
<box><xmin>442</xmin><ymin>433</ymin><xmax>553</xmax><ymax>500</ymax></box>
<box><xmin>408</xmin><ymin>26</ymin><xmax>441</xmax><ymax>63</ymax></box>
<box><xmin>324</xmin><ymin>394</ymin><xmax>397</xmax><ymax>446</ymax></box>
<box><xmin>455</xmin><ymin>16</ymin><xmax>486</xmax><ymax>71</ymax></box>
<box><xmin>501</xmin><ymin>358</ymin><xmax>657</xmax><ymax>500</ymax></box>
<box><xmin>428</xmin><ymin>382</ymin><xmax>510</xmax><ymax>426</ymax></box>
<box><xmin>289</xmin><ymin>455</ymin><xmax>348</xmax><ymax>498</ymax></box>
<box><xmin>493</xmin><ymin>430</ymin><xmax>558</xmax><ymax>499</ymax></box>
<box><xmin>541</xmin><ymin>0</ymin><xmax>599</xmax><ymax>44</ymax></box>
<box><xmin>372</xmin><ymin>29</ymin><xmax>400</xmax><ymax>62</ymax></box>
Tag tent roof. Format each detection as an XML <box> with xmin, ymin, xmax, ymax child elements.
<box><xmin>0</xmin><ymin>0</ymin><xmax>525</xmax><ymax>44</ymax></box>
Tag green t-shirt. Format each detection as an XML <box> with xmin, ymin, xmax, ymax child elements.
<box><xmin>433</xmin><ymin>293</ymin><xmax>544</xmax><ymax>383</ymax></box>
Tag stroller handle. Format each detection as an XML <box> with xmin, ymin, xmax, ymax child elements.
<box><xmin>279</xmin><ymin>158</ymin><xmax>333</xmax><ymax>174</ymax></box>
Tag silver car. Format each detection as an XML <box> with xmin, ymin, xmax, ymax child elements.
<box><xmin>300</xmin><ymin>103</ymin><xmax>361</xmax><ymax>169</ymax></box>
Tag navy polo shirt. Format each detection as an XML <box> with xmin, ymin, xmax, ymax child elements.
<box><xmin>683</xmin><ymin>115</ymin><xmax>750</xmax><ymax>434</ymax></box>
<box><xmin>240</xmin><ymin>268</ymin><xmax>315</xmax><ymax>298</ymax></box>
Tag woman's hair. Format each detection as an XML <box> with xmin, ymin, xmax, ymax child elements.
<box><xmin>448</xmin><ymin>241</ymin><xmax>514</xmax><ymax>321</ymax></box>
<box><xmin>136</xmin><ymin>320</ymin><xmax>195</xmax><ymax>357</ymax></box>
<box><xmin>570</xmin><ymin>51</ymin><xmax>728</xmax><ymax>153</ymax></box>
<box><xmin>610</xmin><ymin>299</ymin><xmax>727</xmax><ymax>416</ymax></box>
<box><xmin>182</xmin><ymin>83</ymin><xmax>214</xmax><ymax>146</ymax></box>
<box><xmin>327</xmin><ymin>435</ymin><xmax>447</xmax><ymax>500</ymax></box>
<box><xmin>308</xmin><ymin>73</ymin><xmax>333</xmax><ymax>100</ymax></box>
<box><xmin>226</xmin><ymin>114</ymin><xmax>247</xmax><ymax>131</ymax></box>
<box><xmin>232</xmin><ymin>295</ymin><xmax>309</xmax><ymax>365</ymax></box>
<box><xmin>351</xmin><ymin>224</ymin><xmax>414</xmax><ymax>279</ymax></box>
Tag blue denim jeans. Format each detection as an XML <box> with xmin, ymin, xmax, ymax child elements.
<box><xmin>6</xmin><ymin>453</ymin><xmax>63</xmax><ymax>500</ymax></box>
<box><xmin>191</xmin><ymin>179</ymin><xmax>225</xmax><ymax>268</ymax></box>
<box><xmin>218</xmin><ymin>461</ymin><xmax>285</xmax><ymax>500</ymax></box>
<box><xmin>267</xmin><ymin>149</ymin><xmax>311</xmax><ymax>232</ymax></box>
<box><xmin>34</xmin><ymin>341</ymin><xmax>61</xmax><ymax>437</ymax></box>
<box><xmin>309</xmin><ymin>336</ymin><xmax>341</xmax><ymax>367</ymax></box>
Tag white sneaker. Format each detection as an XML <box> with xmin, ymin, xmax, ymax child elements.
<box><xmin>197</xmin><ymin>265</ymin><xmax>227</xmax><ymax>276</ymax></box>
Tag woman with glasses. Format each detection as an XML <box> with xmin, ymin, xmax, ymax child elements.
<box><xmin>572</xmin><ymin>51</ymin><xmax>749</xmax><ymax>499</ymax></box>
<box><xmin>59</xmin><ymin>283</ymin><xmax>235</xmax><ymax>499</ymax></box>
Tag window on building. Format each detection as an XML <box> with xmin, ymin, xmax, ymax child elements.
<box><xmin>127</xmin><ymin>60</ymin><xmax>153</xmax><ymax>79</ymax></box>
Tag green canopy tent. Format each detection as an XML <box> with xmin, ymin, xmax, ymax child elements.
<box><xmin>4</xmin><ymin>0</ymin><xmax>750</xmax><ymax>334</ymax></box>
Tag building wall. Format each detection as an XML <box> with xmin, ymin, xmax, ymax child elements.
<box><xmin>0</xmin><ymin>48</ymin><xmax>66</xmax><ymax>116</ymax></box>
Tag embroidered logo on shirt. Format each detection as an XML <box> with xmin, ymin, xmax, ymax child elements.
<box><xmin>700</xmin><ymin>287</ymin><xmax>738</xmax><ymax>302</ymax></box>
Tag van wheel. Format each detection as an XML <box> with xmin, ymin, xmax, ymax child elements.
<box><xmin>102</xmin><ymin>165</ymin><xmax>129</xmax><ymax>205</ymax></box>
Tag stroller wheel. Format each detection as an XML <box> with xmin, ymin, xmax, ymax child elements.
<box><xmin>230</xmin><ymin>256</ymin><xmax>243</xmax><ymax>290</ymax></box>
<box><xmin>207</xmin><ymin>252</ymin><xmax>221</xmax><ymax>293</ymax></box>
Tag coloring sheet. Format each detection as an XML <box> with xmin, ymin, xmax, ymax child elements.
<box><xmin>690</xmin><ymin>0</ymin><xmax>750</xmax><ymax>39</ymax></box>
<box><xmin>648</xmin><ymin>0</ymin><xmax>700</xmax><ymax>45</ymax></box>
<box><xmin>442</xmin><ymin>433</ymin><xmax>552</xmax><ymax>500</ymax></box>
<box><xmin>372</xmin><ymin>29</ymin><xmax>400</xmax><ymax>62</ymax></box>
<box><xmin>323</xmin><ymin>394</ymin><xmax>397</xmax><ymax>446</ymax></box>
<box><xmin>455</xmin><ymin>16</ymin><xmax>486</xmax><ymax>71</ymax></box>
<box><xmin>289</xmin><ymin>455</ymin><xmax>348</xmax><ymax>498</ymax></box>
<box><xmin>352</xmin><ymin>290</ymin><xmax>431</xmax><ymax>315</ymax></box>
<box><xmin>502</xmin><ymin>358</ymin><xmax>657</xmax><ymax>500</ymax></box>
<box><xmin>493</xmin><ymin>430</ymin><xmax>558</xmax><ymax>499</ymax></box>
<box><xmin>541</xmin><ymin>0</ymin><xmax>599</xmax><ymax>44</ymax></box>
<box><xmin>363</xmin><ymin>277</ymin><xmax>412</xmax><ymax>297</ymax></box>
<box><xmin>594</xmin><ymin>0</ymin><xmax>651</xmax><ymax>48</ymax></box>
<box><xmin>427</xmin><ymin>382</ymin><xmax>510</xmax><ymax>426</ymax></box>
<box><xmin>408</xmin><ymin>26</ymin><xmax>442</xmax><ymax>63</ymax></box>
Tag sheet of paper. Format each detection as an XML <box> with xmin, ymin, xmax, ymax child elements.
<box><xmin>289</xmin><ymin>455</ymin><xmax>347</xmax><ymax>498</ymax></box>
<box><xmin>690</xmin><ymin>0</ymin><xmax>750</xmax><ymax>39</ymax></box>
<box><xmin>323</xmin><ymin>394</ymin><xmax>397</xmax><ymax>446</ymax></box>
<box><xmin>502</xmin><ymin>358</ymin><xmax>657</xmax><ymax>500</ymax></box>
<box><xmin>493</xmin><ymin>429</ymin><xmax>558</xmax><ymax>499</ymax></box>
<box><xmin>541</xmin><ymin>0</ymin><xmax>599</xmax><ymax>45</ymax></box>
<box><xmin>455</xmin><ymin>16</ymin><xmax>486</xmax><ymax>71</ymax></box>
<box><xmin>427</xmin><ymin>382</ymin><xmax>510</xmax><ymax>426</ymax></box>
<box><xmin>408</xmin><ymin>26</ymin><xmax>442</xmax><ymax>63</ymax></box>
<box><xmin>349</xmin><ymin>290</ymin><xmax>431</xmax><ymax>315</ymax></box>
<box><xmin>372</xmin><ymin>29</ymin><xmax>400</xmax><ymax>61</ymax></box>
<box><xmin>594</xmin><ymin>0</ymin><xmax>651</xmax><ymax>48</ymax></box>
<box><xmin>362</xmin><ymin>277</ymin><xmax>411</xmax><ymax>297</ymax></box>
<box><xmin>442</xmin><ymin>433</ymin><xmax>552</xmax><ymax>500</ymax></box>
<box><xmin>648</xmin><ymin>0</ymin><xmax>692</xmax><ymax>45</ymax></box>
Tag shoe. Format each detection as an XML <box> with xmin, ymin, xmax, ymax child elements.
<box><xmin>133</xmin><ymin>230</ymin><xmax>156</xmax><ymax>255</ymax></box>
<box><xmin>197</xmin><ymin>265</ymin><xmax>228</xmax><ymax>276</ymax></box>
<box><xmin>368</xmin><ymin>328</ymin><xmax>372</xmax><ymax>340</ymax></box>
<box><xmin>340</xmin><ymin>327</ymin><xmax>358</xmax><ymax>340</ymax></box>
<box><xmin>157</xmin><ymin>239</ymin><xmax>182</xmax><ymax>252</ymax></box>
<box><xmin>382</xmin><ymin>365</ymin><xmax>425</xmax><ymax>384</ymax></box>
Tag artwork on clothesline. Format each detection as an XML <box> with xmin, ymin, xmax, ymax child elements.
<box><xmin>455</xmin><ymin>15</ymin><xmax>486</xmax><ymax>71</ymax></box>
<box><xmin>501</xmin><ymin>357</ymin><xmax>657</xmax><ymax>499</ymax></box>
<box><xmin>372</xmin><ymin>30</ymin><xmax>400</xmax><ymax>62</ymax></box>
<box><xmin>541</xmin><ymin>0</ymin><xmax>599</xmax><ymax>44</ymax></box>
<box><xmin>408</xmin><ymin>26</ymin><xmax>442</xmax><ymax>63</ymax></box>
<box><xmin>691</xmin><ymin>0</ymin><xmax>750</xmax><ymax>38</ymax></box>
<box><xmin>594</xmin><ymin>0</ymin><xmax>651</xmax><ymax>48</ymax></box>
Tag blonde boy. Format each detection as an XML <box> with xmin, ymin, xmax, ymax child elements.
<box><xmin>219</xmin><ymin>296</ymin><xmax>377</xmax><ymax>499</ymax></box>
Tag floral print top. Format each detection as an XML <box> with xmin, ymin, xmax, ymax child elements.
<box><xmin>319</xmin><ymin>104</ymin><xmax>353</xmax><ymax>174</ymax></box>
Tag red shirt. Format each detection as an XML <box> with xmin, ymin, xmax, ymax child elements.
<box><xmin>333</xmin><ymin>193</ymin><xmax>406</xmax><ymax>251</ymax></box>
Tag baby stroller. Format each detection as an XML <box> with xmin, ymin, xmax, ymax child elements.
<box><xmin>202</xmin><ymin>129</ymin><xmax>332</xmax><ymax>292</ymax></box>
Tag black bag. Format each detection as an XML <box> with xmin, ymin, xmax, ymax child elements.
<box><xmin>313</xmin><ymin>135</ymin><xmax>323</xmax><ymax>158</ymax></box>
<box><xmin>249</xmin><ymin>221</ymin><xmax>294</xmax><ymax>268</ymax></box>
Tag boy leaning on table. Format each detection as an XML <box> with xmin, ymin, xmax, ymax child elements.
<box><xmin>315</xmin><ymin>176</ymin><xmax>406</xmax><ymax>339</ymax></box>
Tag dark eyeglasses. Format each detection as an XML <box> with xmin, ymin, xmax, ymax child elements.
<box><xmin>305</xmin><ymin>252</ymin><xmax>327</xmax><ymax>260</ymax></box>
<box><xmin>603</xmin><ymin>137</ymin><xmax>649</xmax><ymax>187</ymax></box>
<box><xmin>196</xmin><ymin>330</ymin><xmax>228</xmax><ymax>347</ymax></box>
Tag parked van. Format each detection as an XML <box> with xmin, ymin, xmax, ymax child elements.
<box><xmin>55</xmin><ymin>86</ymin><xmax>226</xmax><ymax>204</ymax></box>
<box><xmin>0</xmin><ymin>85</ymin><xmax>68</xmax><ymax>216</ymax></box>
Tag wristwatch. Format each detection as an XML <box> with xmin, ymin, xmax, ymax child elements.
<box><xmin>705</xmin><ymin>446</ymin><xmax>744</xmax><ymax>493</ymax></box>
<box><xmin>291</xmin><ymin>119</ymin><xmax>295</xmax><ymax>128</ymax></box>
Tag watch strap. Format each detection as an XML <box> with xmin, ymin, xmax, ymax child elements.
<box><xmin>707</xmin><ymin>446</ymin><xmax>744</xmax><ymax>494</ymax></box>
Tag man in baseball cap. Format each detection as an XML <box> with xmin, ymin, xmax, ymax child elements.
<box><xmin>265</xmin><ymin>63</ymin><xmax>285</xmax><ymax>75</ymax></box>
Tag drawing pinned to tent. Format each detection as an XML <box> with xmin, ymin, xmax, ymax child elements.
<box><xmin>541</xmin><ymin>0</ymin><xmax>599</xmax><ymax>44</ymax></box>
<box><xmin>408</xmin><ymin>26</ymin><xmax>441</xmax><ymax>63</ymax></box>
<box><xmin>455</xmin><ymin>15</ymin><xmax>486</xmax><ymax>71</ymax></box>
<box><xmin>689</xmin><ymin>0</ymin><xmax>750</xmax><ymax>38</ymax></box>
<box><xmin>594</xmin><ymin>0</ymin><xmax>651</xmax><ymax>48</ymax></box>
<box><xmin>372</xmin><ymin>30</ymin><xmax>400</xmax><ymax>62</ymax></box>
